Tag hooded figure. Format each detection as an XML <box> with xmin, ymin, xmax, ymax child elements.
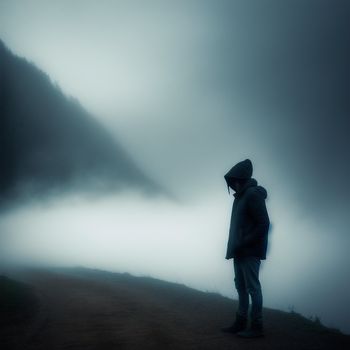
<box><xmin>224</xmin><ymin>159</ymin><xmax>270</xmax><ymax>260</ymax></box>
<box><xmin>221</xmin><ymin>158</ymin><xmax>270</xmax><ymax>338</ymax></box>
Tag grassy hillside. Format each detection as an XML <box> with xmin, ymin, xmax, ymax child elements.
<box><xmin>1</xmin><ymin>266</ymin><xmax>349</xmax><ymax>349</ymax></box>
<box><xmin>0</xmin><ymin>275</ymin><xmax>38</xmax><ymax>326</ymax></box>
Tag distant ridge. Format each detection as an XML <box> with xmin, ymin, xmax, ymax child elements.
<box><xmin>0</xmin><ymin>40</ymin><xmax>172</xmax><ymax>207</ymax></box>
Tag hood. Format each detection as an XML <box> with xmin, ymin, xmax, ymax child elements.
<box><xmin>224</xmin><ymin>159</ymin><xmax>253</xmax><ymax>182</ymax></box>
<box><xmin>224</xmin><ymin>159</ymin><xmax>253</xmax><ymax>194</ymax></box>
<box><xmin>254</xmin><ymin>184</ymin><xmax>268</xmax><ymax>199</ymax></box>
<box><xmin>232</xmin><ymin>177</ymin><xmax>268</xmax><ymax>199</ymax></box>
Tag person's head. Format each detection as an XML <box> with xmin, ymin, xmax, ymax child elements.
<box><xmin>227</xmin><ymin>178</ymin><xmax>246</xmax><ymax>192</ymax></box>
<box><xmin>224</xmin><ymin>158</ymin><xmax>253</xmax><ymax>194</ymax></box>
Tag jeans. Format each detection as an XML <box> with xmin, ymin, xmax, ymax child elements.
<box><xmin>233</xmin><ymin>256</ymin><xmax>263</xmax><ymax>321</ymax></box>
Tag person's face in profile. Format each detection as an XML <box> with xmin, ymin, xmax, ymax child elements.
<box><xmin>228</xmin><ymin>179</ymin><xmax>241</xmax><ymax>192</ymax></box>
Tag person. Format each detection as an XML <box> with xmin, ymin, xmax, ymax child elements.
<box><xmin>221</xmin><ymin>158</ymin><xmax>270</xmax><ymax>338</ymax></box>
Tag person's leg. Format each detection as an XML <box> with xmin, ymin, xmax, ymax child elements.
<box><xmin>221</xmin><ymin>258</ymin><xmax>249</xmax><ymax>333</ymax></box>
<box><xmin>244</xmin><ymin>256</ymin><xmax>263</xmax><ymax>323</ymax></box>
<box><xmin>233</xmin><ymin>257</ymin><xmax>249</xmax><ymax>318</ymax></box>
<box><xmin>236</xmin><ymin>257</ymin><xmax>265</xmax><ymax>337</ymax></box>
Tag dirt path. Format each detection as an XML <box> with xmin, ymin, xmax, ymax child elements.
<box><xmin>2</xmin><ymin>266</ymin><xmax>350</xmax><ymax>350</ymax></box>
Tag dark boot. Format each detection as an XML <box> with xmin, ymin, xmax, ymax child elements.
<box><xmin>221</xmin><ymin>313</ymin><xmax>248</xmax><ymax>334</ymax></box>
<box><xmin>236</xmin><ymin>317</ymin><xmax>264</xmax><ymax>338</ymax></box>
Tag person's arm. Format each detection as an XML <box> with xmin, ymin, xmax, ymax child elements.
<box><xmin>241</xmin><ymin>191</ymin><xmax>270</xmax><ymax>247</ymax></box>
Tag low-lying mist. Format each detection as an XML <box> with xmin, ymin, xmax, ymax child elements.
<box><xmin>0</xmin><ymin>188</ymin><xmax>348</xmax><ymax>333</ymax></box>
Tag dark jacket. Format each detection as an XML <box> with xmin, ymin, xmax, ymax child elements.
<box><xmin>224</xmin><ymin>175</ymin><xmax>270</xmax><ymax>260</ymax></box>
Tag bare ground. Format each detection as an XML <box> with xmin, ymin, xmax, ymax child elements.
<box><xmin>1</xmin><ymin>266</ymin><xmax>349</xmax><ymax>350</ymax></box>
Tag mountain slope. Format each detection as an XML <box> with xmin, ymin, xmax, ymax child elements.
<box><xmin>0</xmin><ymin>40</ymin><xmax>169</xmax><ymax>207</ymax></box>
<box><xmin>1</xmin><ymin>266</ymin><xmax>349</xmax><ymax>350</ymax></box>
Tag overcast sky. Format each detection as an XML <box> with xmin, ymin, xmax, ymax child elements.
<box><xmin>0</xmin><ymin>0</ymin><xmax>349</xmax><ymax>333</ymax></box>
